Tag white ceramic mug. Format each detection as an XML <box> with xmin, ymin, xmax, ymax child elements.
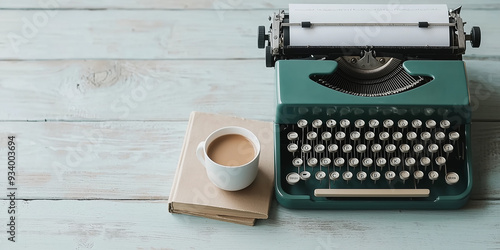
<box><xmin>196</xmin><ymin>126</ymin><xmax>260</xmax><ymax>191</ymax></box>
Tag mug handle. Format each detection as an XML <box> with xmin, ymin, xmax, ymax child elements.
<box><xmin>196</xmin><ymin>141</ymin><xmax>206</xmax><ymax>166</ymax></box>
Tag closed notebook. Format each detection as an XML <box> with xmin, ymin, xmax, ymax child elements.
<box><xmin>168</xmin><ymin>112</ymin><xmax>274</xmax><ymax>226</ymax></box>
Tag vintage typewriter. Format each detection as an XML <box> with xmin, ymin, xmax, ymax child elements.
<box><xmin>258</xmin><ymin>4</ymin><xmax>481</xmax><ymax>209</ymax></box>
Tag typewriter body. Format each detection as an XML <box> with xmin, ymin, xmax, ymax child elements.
<box><xmin>258</xmin><ymin>4</ymin><xmax>481</xmax><ymax>209</ymax></box>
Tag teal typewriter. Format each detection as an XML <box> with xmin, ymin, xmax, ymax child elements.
<box><xmin>257</xmin><ymin>4</ymin><xmax>481</xmax><ymax>209</ymax></box>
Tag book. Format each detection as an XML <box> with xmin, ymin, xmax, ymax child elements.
<box><xmin>168</xmin><ymin>112</ymin><xmax>275</xmax><ymax>226</ymax></box>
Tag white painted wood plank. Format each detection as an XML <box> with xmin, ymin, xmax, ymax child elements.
<box><xmin>0</xmin><ymin>9</ymin><xmax>495</xmax><ymax>60</ymax></box>
<box><xmin>0</xmin><ymin>0</ymin><xmax>498</xmax><ymax>9</ymax></box>
<box><xmin>0</xmin><ymin>59</ymin><xmax>498</xmax><ymax>122</ymax></box>
<box><xmin>0</xmin><ymin>200</ymin><xmax>498</xmax><ymax>248</ymax></box>
<box><xmin>0</xmin><ymin>121</ymin><xmax>497</xmax><ymax>200</ymax></box>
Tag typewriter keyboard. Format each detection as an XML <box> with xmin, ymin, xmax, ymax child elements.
<box><xmin>279</xmin><ymin>118</ymin><xmax>467</xmax><ymax>198</ymax></box>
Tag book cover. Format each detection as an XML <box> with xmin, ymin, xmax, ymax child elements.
<box><xmin>168</xmin><ymin>112</ymin><xmax>274</xmax><ymax>226</ymax></box>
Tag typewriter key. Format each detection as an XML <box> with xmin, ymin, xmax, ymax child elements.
<box><xmin>292</xmin><ymin>158</ymin><xmax>303</xmax><ymax>167</ymax></box>
<box><xmin>449</xmin><ymin>132</ymin><xmax>460</xmax><ymax>141</ymax></box>
<box><xmin>369</xmin><ymin>119</ymin><xmax>379</xmax><ymax>128</ymax></box>
<box><xmin>301</xmin><ymin>144</ymin><xmax>312</xmax><ymax>153</ymax></box>
<box><xmin>340</xmin><ymin>119</ymin><xmax>350</xmax><ymax>128</ymax></box>
<box><xmin>286</xmin><ymin>172</ymin><xmax>300</xmax><ymax>185</ymax></box>
<box><xmin>320</xmin><ymin>158</ymin><xmax>331</xmax><ymax>166</ymax></box>
<box><xmin>407</xmin><ymin>131</ymin><xmax>417</xmax><ymax>141</ymax></box>
<box><xmin>312</xmin><ymin>119</ymin><xmax>323</xmax><ymax>128</ymax></box>
<box><xmin>392</xmin><ymin>132</ymin><xmax>403</xmax><ymax>141</ymax></box>
<box><xmin>376</xmin><ymin>158</ymin><xmax>387</xmax><ymax>167</ymax></box>
<box><xmin>428</xmin><ymin>144</ymin><xmax>439</xmax><ymax>154</ymax></box>
<box><xmin>356</xmin><ymin>144</ymin><xmax>367</xmax><ymax>154</ymax></box>
<box><xmin>355</xmin><ymin>119</ymin><xmax>365</xmax><ymax>128</ymax></box>
<box><xmin>443</xmin><ymin>144</ymin><xmax>454</xmax><ymax>153</ymax></box>
<box><xmin>435</xmin><ymin>132</ymin><xmax>446</xmax><ymax>141</ymax></box>
<box><xmin>365</xmin><ymin>131</ymin><xmax>375</xmax><ymax>140</ymax></box>
<box><xmin>399</xmin><ymin>170</ymin><xmax>410</xmax><ymax>181</ymax></box>
<box><xmin>329</xmin><ymin>171</ymin><xmax>340</xmax><ymax>181</ymax></box>
<box><xmin>349</xmin><ymin>158</ymin><xmax>359</xmax><ymax>167</ymax></box>
<box><xmin>326</xmin><ymin>119</ymin><xmax>336</xmax><ymax>128</ymax></box>
<box><xmin>383</xmin><ymin>119</ymin><xmax>394</xmax><ymax>129</ymax></box>
<box><xmin>315</xmin><ymin>171</ymin><xmax>326</xmax><ymax>181</ymax></box>
<box><xmin>385</xmin><ymin>171</ymin><xmax>396</xmax><ymax>181</ymax></box>
<box><xmin>426</xmin><ymin>119</ymin><xmax>436</xmax><ymax>129</ymax></box>
<box><xmin>335</xmin><ymin>131</ymin><xmax>346</xmax><ymax>141</ymax></box>
<box><xmin>342</xmin><ymin>171</ymin><xmax>353</xmax><ymax>181</ymax></box>
<box><xmin>342</xmin><ymin>144</ymin><xmax>353</xmax><ymax>154</ymax></box>
<box><xmin>287</xmin><ymin>143</ymin><xmax>298</xmax><ymax>153</ymax></box>
<box><xmin>435</xmin><ymin>156</ymin><xmax>446</xmax><ymax>167</ymax></box>
<box><xmin>350</xmin><ymin>131</ymin><xmax>361</xmax><ymax>140</ymax></box>
<box><xmin>445</xmin><ymin>172</ymin><xmax>459</xmax><ymax>185</ymax></box>
<box><xmin>357</xmin><ymin>171</ymin><xmax>367</xmax><ymax>181</ymax></box>
<box><xmin>379</xmin><ymin>132</ymin><xmax>390</xmax><ymax>141</ymax></box>
<box><xmin>371</xmin><ymin>144</ymin><xmax>382</xmax><ymax>153</ymax></box>
<box><xmin>398</xmin><ymin>119</ymin><xmax>408</xmax><ymax>129</ymax></box>
<box><xmin>413</xmin><ymin>144</ymin><xmax>424</xmax><ymax>154</ymax></box>
<box><xmin>300</xmin><ymin>171</ymin><xmax>311</xmax><ymax>181</ymax></box>
<box><xmin>362</xmin><ymin>158</ymin><xmax>373</xmax><ymax>167</ymax></box>
<box><xmin>405</xmin><ymin>157</ymin><xmax>416</xmax><ymax>167</ymax></box>
<box><xmin>412</xmin><ymin>119</ymin><xmax>422</xmax><ymax>129</ymax></box>
<box><xmin>287</xmin><ymin>131</ymin><xmax>298</xmax><ymax>141</ymax></box>
<box><xmin>334</xmin><ymin>157</ymin><xmax>345</xmax><ymax>167</ymax></box>
<box><xmin>328</xmin><ymin>144</ymin><xmax>339</xmax><ymax>153</ymax></box>
<box><xmin>314</xmin><ymin>144</ymin><xmax>325</xmax><ymax>153</ymax></box>
<box><xmin>321</xmin><ymin>131</ymin><xmax>332</xmax><ymax>141</ymax></box>
<box><xmin>413</xmin><ymin>170</ymin><xmax>424</xmax><ymax>180</ymax></box>
<box><xmin>440</xmin><ymin>120</ymin><xmax>451</xmax><ymax>129</ymax></box>
<box><xmin>399</xmin><ymin>144</ymin><xmax>410</xmax><ymax>154</ymax></box>
<box><xmin>307</xmin><ymin>131</ymin><xmax>317</xmax><ymax>140</ymax></box>
<box><xmin>297</xmin><ymin>119</ymin><xmax>308</xmax><ymax>128</ymax></box>
<box><xmin>420</xmin><ymin>132</ymin><xmax>431</xmax><ymax>141</ymax></box>
<box><xmin>370</xmin><ymin>171</ymin><xmax>381</xmax><ymax>181</ymax></box>
<box><xmin>390</xmin><ymin>157</ymin><xmax>401</xmax><ymax>167</ymax></box>
<box><xmin>428</xmin><ymin>171</ymin><xmax>439</xmax><ymax>181</ymax></box>
<box><xmin>307</xmin><ymin>158</ymin><xmax>318</xmax><ymax>167</ymax></box>
<box><xmin>385</xmin><ymin>144</ymin><xmax>397</xmax><ymax>154</ymax></box>
<box><xmin>420</xmin><ymin>157</ymin><xmax>431</xmax><ymax>167</ymax></box>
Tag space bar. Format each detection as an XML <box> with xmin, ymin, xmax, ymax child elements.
<box><xmin>314</xmin><ymin>189</ymin><xmax>430</xmax><ymax>197</ymax></box>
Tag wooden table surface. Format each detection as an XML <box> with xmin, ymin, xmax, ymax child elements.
<box><xmin>0</xmin><ymin>0</ymin><xmax>499</xmax><ymax>249</ymax></box>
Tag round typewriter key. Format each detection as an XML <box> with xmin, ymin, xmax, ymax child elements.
<box><xmin>314</xmin><ymin>144</ymin><xmax>325</xmax><ymax>153</ymax></box>
<box><xmin>376</xmin><ymin>158</ymin><xmax>387</xmax><ymax>167</ymax></box>
<box><xmin>315</xmin><ymin>171</ymin><xmax>327</xmax><ymax>181</ymax></box>
<box><xmin>379</xmin><ymin>132</ymin><xmax>390</xmax><ymax>141</ymax></box>
<box><xmin>326</xmin><ymin>119</ymin><xmax>336</xmax><ymax>128</ymax></box>
<box><xmin>357</xmin><ymin>171</ymin><xmax>367</xmax><ymax>181</ymax></box>
<box><xmin>301</xmin><ymin>144</ymin><xmax>312</xmax><ymax>153</ymax></box>
<box><xmin>420</xmin><ymin>157</ymin><xmax>431</xmax><ymax>167</ymax></box>
<box><xmin>435</xmin><ymin>156</ymin><xmax>446</xmax><ymax>166</ymax></box>
<box><xmin>320</xmin><ymin>158</ymin><xmax>331</xmax><ymax>167</ymax></box>
<box><xmin>383</xmin><ymin>119</ymin><xmax>394</xmax><ymax>129</ymax></box>
<box><xmin>420</xmin><ymin>132</ymin><xmax>431</xmax><ymax>141</ymax></box>
<box><xmin>321</xmin><ymin>131</ymin><xmax>332</xmax><ymax>141</ymax></box>
<box><xmin>362</xmin><ymin>158</ymin><xmax>373</xmax><ymax>167</ymax></box>
<box><xmin>435</xmin><ymin>131</ymin><xmax>446</xmax><ymax>141</ymax></box>
<box><xmin>405</xmin><ymin>157</ymin><xmax>416</xmax><ymax>167</ymax></box>
<box><xmin>328</xmin><ymin>144</ymin><xmax>339</xmax><ymax>153</ymax></box>
<box><xmin>349</xmin><ymin>158</ymin><xmax>359</xmax><ymax>167</ymax></box>
<box><xmin>335</xmin><ymin>131</ymin><xmax>346</xmax><ymax>141</ymax></box>
<box><xmin>286</xmin><ymin>172</ymin><xmax>300</xmax><ymax>185</ymax></box>
<box><xmin>426</xmin><ymin>119</ymin><xmax>436</xmax><ymax>129</ymax></box>
<box><xmin>370</xmin><ymin>171</ymin><xmax>381</xmax><ymax>181</ymax></box>
<box><xmin>334</xmin><ymin>157</ymin><xmax>345</xmax><ymax>167</ymax></box>
<box><xmin>329</xmin><ymin>171</ymin><xmax>340</xmax><ymax>181</ymax></box>
<box><xmin>443</xmin><ymin>144</ymin><xmax>454</xmax><ymax>153</ymax></box>
<box><xmin>385</xmin><ymin>144</ymin><xmax>396</xmax><ymax>154</ymax></box>
<box><xmin>307</xmin><ymin>158</ymin><xmax>318</xmax><ymax>167</ymax></box>
<box><xmin>399</xmin><ymin>170</ymin><xmax>410</xmax><ymax>181</ymax></box>
<box><xmin>445</xmin><ymin>172</ymin><xmax>459</xmax><ymax>185</ymax></box>
<box><xmin>342</xmin><ymin>171</ymin><xmax>353</xmax><ymax>181</ymax></box>
<box><xmin>398</xmin><ymin>119</ymin><xmax>408</xmax><ymax>129</ymax></box>
<box><xmin>428</xmin><ymin>144</ymin><xmax>439</xmax><ymax>153</ymax></box>
<box><xmin>412</xmin><ymin>119</ymin><xmax>422</xmax><ymax>129</ymax></box>
<box><xmin>287</xmin><ymin>132</ymin><xmax>298</xmax><ymax>141</ymax></box>
<box><xmin>340</xmin><ymin>119</ymin><xmax>350</xmax><ymax>128</ymax></box>
<box><xmin>312</xmin><ymin>119</ymin><xmax>323</xmax><ymax>128</ymax></box>
<box><xmin>399</xmin><ymin>144</ymin><xmax>410</xmax><ymax>154</ymax></box>
<box><xmin>371</xmin><ymin>144</ymin><xmax>382</xmax><ymax>153</ymax></box>
<box><xmin>356</xmin><ymin>144</ymin><xmax>367</xmax><ymax>154</ymax></box>
<box><xmin>385</xmin><ymin>171</ymin><xmax>396</xmax><ymax>181</ymax></box>
<box><xmin>449</xmin><ymin>131</ymin><xmax>460</xmax><ymax>141</ymax></box>
<box><xmin>407</xmin><ymin>131</ymin><xmax>417</xmax><ymax>141</ymax></box>
<box><xmin>287</xmin><ymin>143</ymin><xmax>298</xmax><ymax>153</ymax></box>
<box><xmin>300</xmin><ymin>171</ymin><xmax>311</xmax><ymax>181</ymax></box>
<box><xmin>413</xmin><ymin>144</ymin><xmax>424</xmax><ymax>154</ymax></box>
<box><xmin>428</xmin><ymin>170</ymin><xmax>439</xmax><ymax>181</ymax></box>
<box><xmin>390</xmin><ymin>157</ymin><xmax>401</xmax><ymax>167</ymax></box>
<box><xmin>365</xmin><ymin>131</ymin><xmax>375</xmax><ymax>140</ymax></box>
<box><xmin>369</xmin><ymin>119</ymin><xmax>379</xmax><ymax>128</ymax></box>
<box><xmin>307</xmin><ymin>131</ymin><xmax>317</xmax><ymax>140</ymax></box>
<box><xmin>342</xmin><ymin>144</ymin><xmax>353</xmax><ymax>154</ymax></box>
<box><xmin>392</xmin><ymin>132</ymin><xmax>403</xmax><ymax>141</ymax></box>
<box><xmin>355</xmin><ymin>119</ymin><xmax>365</xmax><ymax>128</ymax></box>
<box><xmin>413</xmin><ymin>170</ymin><xmax>424</xmax><ymax>180</ymax></box>
<box><xmin>292</xmin><ymin>158</ymin><xmax>303</xmax><ymax>167</ymax></box>
<box><xmin>297</xmin><ymin>119</ymin><xmax>308</xmax><ymax>128</ymax></box>
<box><xmin>350</xmin><ymin>131</ymin><xmax>361</xmax><ymax>141</ymax></box>
<box><xmin>440</xmin><ymin>120</ymin><xmax>451</xmax><ymax>129</ymax></box>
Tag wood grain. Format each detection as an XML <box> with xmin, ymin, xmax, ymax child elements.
<box><xmin>0</xmin><ymin>121</ymin><xmax>498</xmax><ymax>200</ymax></box>
<box><xmin>0</xmin><ymin>200</ymin><xmax>498</xmax><ymax>248</ymax></box>
<box><xmin>0</xmin><ymin>9</ymin><xmax>495</xmax><ymax>60</ymax></box>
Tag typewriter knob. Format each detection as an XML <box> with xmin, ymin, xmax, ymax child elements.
<box><xmin>356</xmin><ymin>144</ymin><xmax>367</xmax><ymax>154</ymax></box>
<box><xmin>470</xmin><ymin>26</ymin><xmax>481</xmax><ymax>48</ymax></box>
<box><xmin>342</xmin><ymin>144</ymin><xmax>353</xmax><ymax>154</ymax></box>
<box><xmin>265</xmin><ymin>46</ymin><xmax>273</xmax><ymax>67</ymax></box>
<box><xmin>371</xmin><ymin>144</ymin><xmax>382</xmax><ymax>153</ymax></box>
<box><xmin>257</xmin><ymin>26</ymin><xmax>268</xmax><ymax>49</ymax></box>
<box><xmin>435</xmin><ymin>156</ymin><xmax>446</xmax><ymax>167</ymax></box>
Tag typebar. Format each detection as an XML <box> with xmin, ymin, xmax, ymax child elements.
<box><xmin>314</xmin><ymin>189</ymin><xmax>430</xmax><ymax>197</ymax></box>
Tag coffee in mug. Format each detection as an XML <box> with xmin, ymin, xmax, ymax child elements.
<box><xmin>206</xmin><ymin>134</ymin><xmax>256</xmax><ymax>166</ymax></box>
